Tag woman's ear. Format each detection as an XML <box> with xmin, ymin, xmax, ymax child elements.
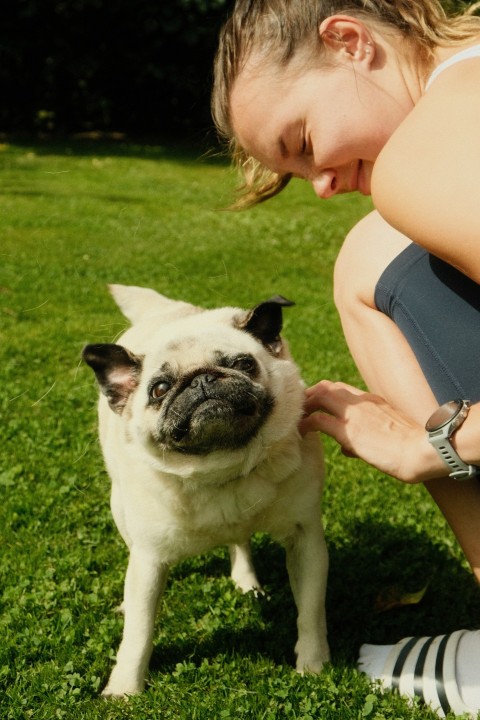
<box><xmin>319</xmin><ymin>15</ymin><xmax>375</xmax><ymax>64</ymax></box>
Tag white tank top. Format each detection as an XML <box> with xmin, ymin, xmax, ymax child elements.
<box><xmin>425</xmin><ymin>44</ymin><xmax>480</xmax><ymax>91</ymax></box>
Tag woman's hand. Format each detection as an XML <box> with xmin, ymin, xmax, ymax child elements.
<box><xmin>299</xmin><ymin>380</ymin><xmax>445</xmax><ymax>483</ymax></box>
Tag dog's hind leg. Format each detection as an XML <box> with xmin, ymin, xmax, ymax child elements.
<box><xmin>102</xmin><ymin>550</ymin><xmax>169</xmax><ymax>697</ymax></box>
<box><xmin>229</xmin><ymin>542</ymin><xmax>263</xmax><ymax>595</ymax></box>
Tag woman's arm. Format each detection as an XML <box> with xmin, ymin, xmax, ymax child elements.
<box><xmin>372</xmin><ymin>61</ymin><xmax>480</xmax><ymax>282</ymax></box>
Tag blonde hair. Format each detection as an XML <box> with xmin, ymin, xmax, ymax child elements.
<box><xmin>212</xmin><ymin>0</ymin><xmax>480</xmax><ymax>208</ymax></box>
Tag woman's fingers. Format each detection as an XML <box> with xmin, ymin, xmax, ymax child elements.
<box><xmin>302</xmin><ymin>380</ymin><xmax>366</xmax><ymax>421</ymax></box>
<box><xmin>300</xmin><ymin>380</ymin><xmax>427</xmax><ymax>482</ymax></box>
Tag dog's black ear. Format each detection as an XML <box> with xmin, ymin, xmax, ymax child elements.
<box><xmin>82</xmin><ymin>343</ymin><xmax>143</xmax><ymax>414</ymax></box>
<box><xmin>239</xmin><ymin>295</ymin><xmax>295</xmax><ymax>356</ymax></box>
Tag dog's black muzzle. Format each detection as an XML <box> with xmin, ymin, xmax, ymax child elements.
<box><xmin>156</xmin><ymin>370</ymin><xmax>274</xmax><ymax>454</ymax></box>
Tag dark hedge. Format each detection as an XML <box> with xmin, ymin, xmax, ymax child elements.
<box><xmin>1</xmin><ymin>0</ymin><xmax>234</xmax><ymax>136</ymax></box>
<box><xmin>0</xmin><ymin>0</ymin><xmax>475</xmax><ymax>136</ymax></box>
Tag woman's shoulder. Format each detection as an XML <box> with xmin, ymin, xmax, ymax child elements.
<box><xmin>374</xmin><ymin>50</ymin><xmax>480</xmax><ymax>183</ymax></box>
<box><xmin>371</xmin><ymin>54</ymin><xmax>480</xmax><ymax>280</ymax></box>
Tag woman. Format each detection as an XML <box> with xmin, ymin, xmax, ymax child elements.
<box><xmin>212</xmin><ymin>1</ymin><xmax>480</xmax><ymax>716</ymax></box>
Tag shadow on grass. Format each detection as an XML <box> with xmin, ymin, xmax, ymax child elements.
<box><xmin>327</xmin><ymin>519</ymin><xmax>480</xmax><ymax>662</ymax></box>
<box><xmin>148</xmin><ymin>519</ymin><xmax>480</xmax><ymax>674</ymax></box>
<box><xmin>4</xmin><ymin>130</ymin><xmax>229</xmax><ymax>166</ymax></box>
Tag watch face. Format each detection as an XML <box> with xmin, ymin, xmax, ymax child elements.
<box><xmin>426</xmin><ymin>399</ymin><xmax>463</xmax><ymax>432</ymax></box>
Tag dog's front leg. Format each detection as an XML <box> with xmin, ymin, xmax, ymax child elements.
<box><xmin>285</xmin><ymin>520</ymin><xmax>330</xmax><ymax>674</ymax></box>
<box><xmin>102</xmin><ymin>548</ymin><xmax>169</xmax><ymax>697</ymax></box>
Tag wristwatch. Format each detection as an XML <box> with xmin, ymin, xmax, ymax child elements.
<box><xmin>425</xmin><ymin>399</ymin><xmax>480</xmax><ymax>480</ymax></box>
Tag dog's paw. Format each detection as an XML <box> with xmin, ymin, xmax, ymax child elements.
<box><xmin>233</xmin><ymin>576</ymin><xmax>264</xmax><ymax>596</ymax></box>
<box><xmin>101</xmin><ymin>684</ymin><xmax>143</xmax><ymax>699</ymax></box>
<box><xmin>101</xmin><ymin>667</ymin><xmax>145</xmax><ymax>698</ymax></box>
<box><xmin>250</xmin><ymin>586</ymin><xmax>266</xmax><ymax>599</ymax></box>
<box><xmin>102</xmin><ymin>687</ymin><xmax>128</xmax><ymax>700</ymax></box>
<box><xmin>230</xmin><ymin>559</ymin><xmax>262</xmax><ymax>595</ymax></box>
<box><xmin>295</xmin><ymin>657</ymin><xmax>326</xmax><ymax>675</ymax></box>
<box><xmin>295</xmin><ymin>640</ymin><xmax>330</xmax><ymax>675</ymax></box>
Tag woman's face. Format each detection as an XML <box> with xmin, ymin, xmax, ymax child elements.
<box><xmin>230</xmin><ymin>49</ymin><xmax>411</xmax><ymax>199</ymax></box>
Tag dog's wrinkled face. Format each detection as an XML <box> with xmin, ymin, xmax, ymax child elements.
<box><xmin>145</xmin><ymin>346</ymin><xmax>274</xmax><ymax>455</ymax></box>
<box><xmin>83</xmin><ymin>294</ymin><xmax>299</xmax><ymax>460</ymax></box>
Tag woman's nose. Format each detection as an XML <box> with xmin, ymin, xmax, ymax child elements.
<box><xmin>311</xmin><ymin>170</ymin><xmax>338</xmax><ymax>199</ymax></box>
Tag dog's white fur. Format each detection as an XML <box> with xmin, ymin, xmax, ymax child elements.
<box><xmin>85</xmin><ymin>285</ymin><xmax>329</xmax><ymax>697</ymax></box>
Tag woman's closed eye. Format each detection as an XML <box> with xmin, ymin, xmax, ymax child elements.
<box><xmin>298</xmin><ymin>126</ymin><xmax>307</xmax><ymax>155</ymax></box>
<box><xmin>301</xmin><ymin>128</ymin><xmax>313</xmax><ymax>157</ymax></box>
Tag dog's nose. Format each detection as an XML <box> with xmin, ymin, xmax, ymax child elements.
<box><xmin>190</xmin><ymin>372</ymin><xmax>218</xmax><ymax>389</ymax></box>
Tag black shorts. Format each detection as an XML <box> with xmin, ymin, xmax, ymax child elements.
<box><xmin>374</xmin><ymin>243</ymin><xmax>480</xmax><ymax>404</ymax></box>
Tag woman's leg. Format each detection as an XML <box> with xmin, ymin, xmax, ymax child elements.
<box><xmin>335</xmin><ymin>211</ymin><xmax>480</xmax><ymax>715</ymax></box>
<box><xmin>333</xmin><ymin>210</ymin><xmax>480</xmax><ymax>579</ymax></box>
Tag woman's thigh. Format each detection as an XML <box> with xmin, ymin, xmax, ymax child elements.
<box><xmin>334</xmin><ymin>211</ymin><xmax>437</xmax><ymax>422</ymax></box>
<box><xmin>334</xmin><ymin>211</ymin><xmax>480</xmax><ymax>578</ymax></box>
<box><xmin>334</xmin><ymin>210</ymin><xmax>480</xmax><ymax>418</ymax></box>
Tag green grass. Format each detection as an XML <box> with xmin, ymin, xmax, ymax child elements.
<box><xmin>0</xmin><ymin>138</ymin><xmax>478</xmax><ymax>719</ymax></box>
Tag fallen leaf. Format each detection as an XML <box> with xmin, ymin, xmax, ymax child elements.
<box><xmin>375</xmin><ymin>583</ymin><xmax>429</xmax><ymax>613</ymax></box>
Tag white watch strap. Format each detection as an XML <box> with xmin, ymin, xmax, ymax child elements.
<box><xmin>432</xmin><ymin>436</ymin><xmax>479</xmax><ymax>480</ymax></box>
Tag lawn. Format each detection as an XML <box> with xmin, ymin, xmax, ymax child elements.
<box><xmin>0</xmin><ymin>138</ymin><xmax>478</xmax><ymax>719</ymax></box>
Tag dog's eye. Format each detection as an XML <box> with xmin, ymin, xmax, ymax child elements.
<box><xmin>150</xmin><ymin>381</ymin><xmax>171</xmax><ymax>400</ymax></box>
<box><xmin>232</xmin><ymin>356</ymin><xmax>258</xmax><ymax>375</ymax></box>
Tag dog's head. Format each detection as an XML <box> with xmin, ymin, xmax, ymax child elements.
<box><xmin>83</xmin><ymin>286</ymin><xmax>304</xmax><ymax>475</ymax></box>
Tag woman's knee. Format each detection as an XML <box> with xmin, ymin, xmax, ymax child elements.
<box><xmin>333</xmin><ymin>210</ymin><xmax>412</xmax><ymax>318</ymax></box>
<box><xmin>333</xmin><ymin>212</ymin><xmax>380</xmax><ymax>317</ymax></box>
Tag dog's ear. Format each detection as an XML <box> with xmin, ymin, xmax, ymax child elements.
<box><xmin>239</xmin><ymin>295</ymin><xmax>295</xmax><ymax>356</ymax></box>
<box><xmin>82</xmin><ymin>343</ymin><xmax>143</xmax><ymax>414</ymax></box>
<box><xmin>108</xmin><ymin>284</ymin><xmax>200</xmax><ymax>325</ymax></box>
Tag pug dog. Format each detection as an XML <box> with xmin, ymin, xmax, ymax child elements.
<box><xmin>82</xmin><ymin>284</ymin><xmax>329</xmax><ymax>697</ymax></box>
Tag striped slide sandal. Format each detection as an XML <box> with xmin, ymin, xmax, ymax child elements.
<box><xmin>359</xmin><ymin>630</ymin><xmax>475</xmax><ymax>717</ymax></box>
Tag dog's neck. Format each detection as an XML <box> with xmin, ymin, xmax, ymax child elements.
<box><xmin>146</xmin><ymin>431</ymin><xmax>303</xmax><ymax>491</ymax></box>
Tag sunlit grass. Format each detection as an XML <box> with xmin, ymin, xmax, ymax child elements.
<box><xmin>0</xmin><ymin>139</ymin><xmax>476</xmax><ymax>719</ymax></box>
